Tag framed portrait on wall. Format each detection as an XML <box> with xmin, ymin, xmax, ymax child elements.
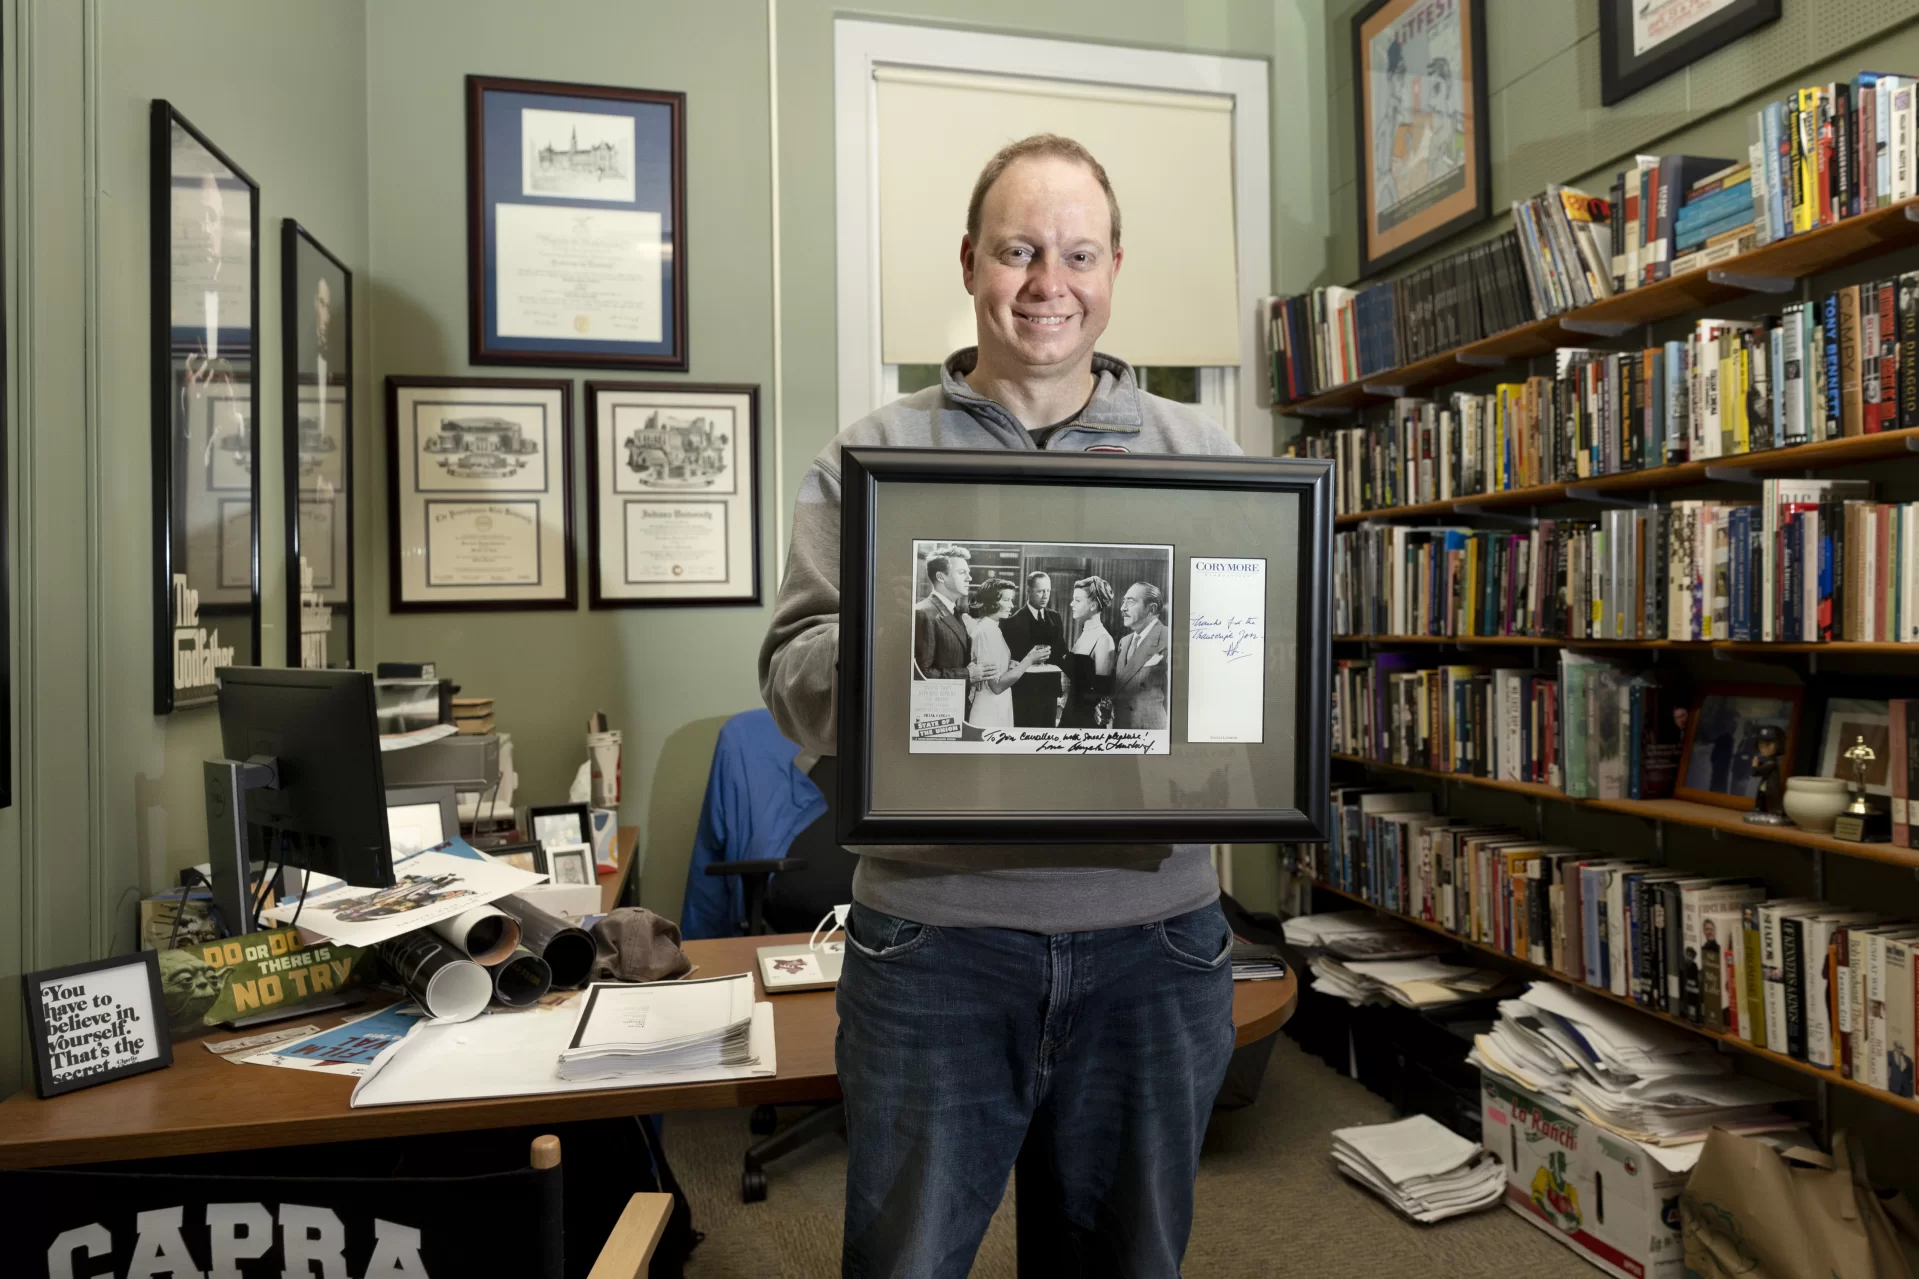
<box><xmin>1600</xmin><ymin>0</ymin><xmax>1781</xmax><ymax>106</ymax></box>
<box><xmin>466</xmin><ymin>75</ymin><xmax>688</xmax><ymax>371</ymax></box>
<box><xmin>1351</xmin><ymin>0</ymin><xmax>1491</xmax><ymax>278</ymax></box>
<box><xmin>835</xmin><ymin>448</ymin><xmax>1332</xmax><ymax>845</ymax></box>
<box><xmin>282</xmin><ymin>221</ymin><xmax>355</xmax><ymax>670</ymax></box>
<box><xmin>585</xmin><ymin>381</ymin><xmax>760</xmax><ymax>608</ymax></box>
<box><xmin>151</xmin><ymin>101</ymin><xmax>260</xmax><ymax>713</ymax></box>
<box><xmin>385</xmin><ymin>376</ymin><xmax>576</xmax><ymax>612</ymax></box>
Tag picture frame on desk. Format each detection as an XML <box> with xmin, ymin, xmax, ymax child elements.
<box><xmin>482</xmin><ymin>840</ymin><xmax>547</xmax><ymax>876</ymax></box>
<box><xmin>25</xmin><ymin>950</ymin><xmax>173</xmax><ymax>1099</ymax></box>
<box><xmin>385</xmin><ymin>376</ymin><xmax>577</xmax><ymax>612</ymax></box>
<box><xmin>546</xmin><ymin>843</ymin><xmax>595</xmax><ymax>888</ymax></box>
<box><xmin>1351</xmin><ymin>0</ymin><xmax>1491</xmax><ymax>278</ymax></box>
<box><xmin>281</xmin><ymin>220</ymin><xmax>355</xmax><ymax>670</ymax></box>
<box><xmin>1676</xmin><ymin>682</ymin><xmax>1803</xmax><ymax>810</ymax></box>
<box><xmin>466</xmin><ymin>75</ymin><xmax>688</xmax><ymax>371</ymax></box>
<box><xmin>1599</xmin><ymin>0</ymin><xmax>1781</xmax><ymax>107</ymax></box>
<box><xmin>527</xmin><ymin>802</ymin><xmax>593</xmax><ymax>854</ymax></box>
<box><xmin>834</xmin><ymin>447</ymin><xmax>1333</xmax><ymax>845</ymax></box>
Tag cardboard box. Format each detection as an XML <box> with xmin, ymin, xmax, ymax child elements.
<box><xmin>1481</xmin><ymin>1072</ymin><xmax>1687</xmax><ymax>1279</ymax></box>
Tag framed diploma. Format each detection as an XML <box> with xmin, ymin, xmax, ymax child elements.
<box><xmin>385</xmin><ymin>376</ymin><xmax>577</xmax><ymax>612</ymax></box>
<box><xmin>282</xmin><ymin>221</ymin><xmax>355</xmax><ymax>669</ymax></box>
<box><xmin>466</xmin><ymin>75</ymin><xmax>687</xmax><ymax>371</ymax></box>
<box><xmin>585</xmin><ymin>381</ymin><xmax>760</xmax><ymax>608</ymax></box>
<box><xmin>151</xmin><ymin>101</ymin><xmax>260</xmax><ymax>713</ymax></box>
<box><xmin>836</xmin><ymin>448</ymin><xmax>1333</xmax><ymax>845</ymax></box>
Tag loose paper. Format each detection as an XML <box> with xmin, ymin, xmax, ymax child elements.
<box><xmin>240</xmin><ymin>1003</ymin><xmax>429</xmax><ymax>1077</ymax></box>
<box><xmin>262</xmin><ymin>841</ymin><xmax>547</xmax><ymax>947</ymax></box>
<box><xmin>1186</xmin><ymin>557</ymin><xmax>1266</xmax><ymax>743</ymax></box>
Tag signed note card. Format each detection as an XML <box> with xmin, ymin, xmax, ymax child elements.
<box><xmin>1187</xmin><ymin>557</ymin><xmax>1265</xmax><ymax>744</ymax></box>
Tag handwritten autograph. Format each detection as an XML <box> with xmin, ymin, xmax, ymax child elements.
<box><xmin>1190</xmin><ymin>613</ymin><xmax>1263</xmax><ymax>662</ymax></box>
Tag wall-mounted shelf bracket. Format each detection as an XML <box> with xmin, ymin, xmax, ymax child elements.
<box><xmin>1560</xmin><ymin>318</ymin><xmax>1635</xmax><ymax>337</ymax></box>
<box><xmin>1702</xmin><ymin>465</ymin><xmax>1764</xmax><ymax>484</ymax></box>
<box><xmin>1456</xmin><ymin>352</ymin><xmax>1505</xmax><ymax>368</ymax></box>
<box><xmin>1453</xmin><ymin>504</ymin><xmax>1537</xmax><ymax>526</ymax></box>
<box><xmin>1288</xmin><ymin>404</ymin><xmax>1355</xmax><ymax>419</ymax></box>
<box><xmin>1565</xmin><ymin>485</ymin><xmax>1652</xmax><ymax>507</ymax></box>
<box><xmin>1708</xmin><ymin>268</ymin><xmax>1795</xmax><ymax>294</ymax></box>
<box><xmin>1362</xmin><ymin>382</ymin><xmax>1408</xmax><ymax>397</ymax></box>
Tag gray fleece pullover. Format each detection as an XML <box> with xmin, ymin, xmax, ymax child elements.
<box><xmin>758</xmin><ymin>348</ymin><xmax>1241</xmax><ymax>933</ymax></box>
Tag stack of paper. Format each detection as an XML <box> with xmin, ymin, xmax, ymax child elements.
<box><xmin>1309</xmin><ymin>954</ymin><xmax>1507</xmax><ymax>1008</ymax></box>
<box><xmin>1469</xmin><ymin>981</ymin><xmax>1802</xmax><ymax>1170</ymax></box>
<box><xmin>556</xmin><ymin>973</ymin><xmax>758</xmax><ymax>1081</ymax></box>
<box><xmin>1331</xmin><ymin>1115</ymin><xmax>1506</xmax><ymax>1223</ymax></box>
<box><xmin>1283</xmin><ymin>911</ymin><xmax>1450</xmax><ymax>960</ymax></box>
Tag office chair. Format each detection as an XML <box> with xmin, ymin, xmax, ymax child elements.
<box><xmin>703</xmin><ymin>754</ymin><xmax>857</xmax><ymax>1203</ymax></box>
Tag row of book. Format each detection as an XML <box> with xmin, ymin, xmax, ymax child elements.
<box><xmin>1304</xmin><ymin>795</ymin><xmax>1919</xmax><ymax>1096</ymax></box>
<box><xmin>1742</xmin><ymin>76</ymin><xmax>1919</xmax><ymax>250</ymax></box>
<box><xmin>1331</xmin><ymin>480</ymin><xmax>1919</xmax><ymax>644</ymax></box>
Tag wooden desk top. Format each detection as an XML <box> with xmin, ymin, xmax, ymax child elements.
<box><xmin>600</xmin><ymin>825</ymin><xmax>640</xmax><ymax>914</ymax></box>
<box><xmin>0</xmin><ymin>934</ymin><xmax>1296</xmax><ymax>1170</ymax></box>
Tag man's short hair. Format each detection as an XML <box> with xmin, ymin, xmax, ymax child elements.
<box><xmin>1025</xmin><ymin>570</ymin><xmax>1050</xmax><ymax>588</ymax></box>
<box><xmin>925</xmin><ymin>546</ymin><xmax>971</xmax><ymax>583</ymax></box>
<box><xmin>966</xmin><ymin>134</ymin><xmax>1121</xmax><ymax>251</ymax></box>
<box><xmin>1129</xmin><ymin>581</ymin><xmax>1163</xmax><ymax>616</ymax></box>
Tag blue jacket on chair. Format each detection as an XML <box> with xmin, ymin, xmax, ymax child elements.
<box><xmin>679</xmin><ymin>709</ymin><xmax>827</xmax><ymax>939</ymax></box>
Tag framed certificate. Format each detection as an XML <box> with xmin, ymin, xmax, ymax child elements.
<box><xmin>282</xmin><ymin>220</ymin><xmax>355</xmax><ymax>669</ymax></box>
<box><xmin>836</xmin><ymin>448</ymin><xmax>1333</xmax><ymax>845</ymax></box>
<box><xmin>385</xmin><ymin>377</ymin><xmax>577</xmax><ymax>612</ymax></box>
<box><xmin>151</xmin><ymin>101</ymin><xmax>260</xmax><ymax>713</ymax></box>
<box><xmin>585</xmin><ymin>381</ymin><xmax>760</xmax><ymax>607</ymax></box>
<box><xmin>466</xmin><ymin>75</ymin><xmax>687</xmax><ymax>371</ymax></box>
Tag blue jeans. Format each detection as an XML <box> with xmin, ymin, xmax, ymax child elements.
<box><xmin>836</xmin><ymin>899</ymin><xmax>1236</xmax><ymax>1279</ymax></box>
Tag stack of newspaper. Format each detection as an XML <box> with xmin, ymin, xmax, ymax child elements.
<box><xmin>1308</xmin><ymin>954</ymin><xmax>1507</xmax><ymax>1008</ymax></box>
<box><xmin>1282</xmin><ymin>911</ymin><xmax>1450</xmax><ymax>960</ymax></box>
<box><xmin>556</xmin><ymin>973</ymin><xmax>759</xmax><ymax>1082</ymax></box>
<box><xmin>1331</xmin><ymin>1115</ymin><xmax>1506</xmax><ymax>1223</ymax></box>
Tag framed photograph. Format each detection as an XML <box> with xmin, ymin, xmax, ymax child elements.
<box><xmin>528</xmin><ymin>802</ymin><xmax>593</xmax><ymax>853</ymax></box>
<box><xmin>585</xmin><ymin>381</ymin><xmax>760</xmax><ymax>607</ymax></box>
<box><xmin>385</xmin><ymin>376</ymin><xmax>576</xmax><ymax>612</ymax></box>
<box><xmin>1817</xmin><ymin>697</ymin><xmax>1891</xmax><ymax>797</ymax></box>
<box><xmin>466</xmin><ymin>75</ymin><xmax>687</xmax><ymax>371</ymax></box>
<box><xmin>1351</xmin><ymin>0</ymin><xmax>1491</xmax><ymax>279</ymax></box>
<box><xmin>152</xmin><ymin>101</ymin><xmax>260</xmax><ymax>711</ymax></box>
<box><xmin>24</xmin><ymin>950</ymin><xmax>173</xmax><ymax>1098</ymax></box>
<box><xmin>1600</xmin><ymin>0</ymin><xmax>1781</xmax><ymax>107</ymax></box>
<box><xmin>546</xmin><ymin>843</ymin><xmax>595</xmax><ymax>887</ymax></box>
<box><xmin>836</xmin><ymin>448</ymin><xmax>1332</xmax><ymax>844</ymax></box>
<box><xmin>282</xmin><ymin>220</ymin><xmax>354</xmax><ymax>671</ymax></box>
<box><xmin>1676</xmin><ymin>683</ymin><xmax>1803</xmax><ymax>809</ymax></box>
<box><xmin>482</xmin><ymin>840</ymin><xmax>547</xmax><ymax>876</ymax></box>
<box><xmin>386</xmin><ymin>785</ymin><xmax>460</xmax><ymax>858</ymax></box>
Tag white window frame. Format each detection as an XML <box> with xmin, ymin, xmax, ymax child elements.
<box><xmin>835</xmin><ymin>19</ymin><xmax>1270</xmax><ymax>447</ymax></box>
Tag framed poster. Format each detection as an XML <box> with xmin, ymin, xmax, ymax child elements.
<box><xmin>836</xmin><ymin>448</ymin><xmax>1332</xmax><ymax>845</ymax></box>
<box><xmin>585</xmin><ymin>381</ymin><xmax>760</xmax><ymax>607</ymax></box>
<box><xmin>24</xmin><ymin>950</ymin><xmax>173</xmax><ymax>1098</ymax></box>
<box><xmin>385</xmin><ymin>377</ymin><xmax>576</xmax><ymax>612</ymax></box>
<box><xmin>466</xmin><ymin>75</ymin><xmax>687</xmax><ymax>371</ymax></box>
<box><xmin>1600</xmin><ymin>0</ymin><xmax>1781</xmax><ymax>106</ymax></box>
<box><xmin>1675</xmin><ymin>683</ymin><xmax>1803</xmax><ymax>810</ymax></box>
<box><xmin>151</xmin><ymin>101</ymin><xmax>259</xmax><ymax>713</ymax></box>
<box><xmin>281</xmin><ymin>220</ymin><xmax>354</xmax><ymax>670</ymax></box>
<box><xmin>1351</xmin><ymin>0</ymin><xmax>1491</xmax><ymax>278</ymax></box>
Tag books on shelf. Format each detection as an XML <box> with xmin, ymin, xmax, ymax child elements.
<box><xmin>1744</xmin><ymin>74</ymin><xmax>1919</xmax><ymax>247</ymax></box>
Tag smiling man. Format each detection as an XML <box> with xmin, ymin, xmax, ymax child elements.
<box><xmin>761</xmin><ymin>134</ymin><xmax>1240</xmax><ymax>1278</ymax></box>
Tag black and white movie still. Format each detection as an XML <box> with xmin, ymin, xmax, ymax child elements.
<box><xmin>908</xmin><ymin>539</ymin><xmax>1172</xmax><ymax>754</ymax></box>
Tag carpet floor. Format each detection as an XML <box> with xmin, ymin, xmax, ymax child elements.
<box><xmin>667</xmin><ymin>1031</ymin><xmax>1602</xmax><ymax>1277</ymax></box>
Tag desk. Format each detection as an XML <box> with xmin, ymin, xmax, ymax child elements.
<box><xmin>0</xmin><ymin>934</ymin><xmax>1296</xmax><ymax>1170</ymax></box>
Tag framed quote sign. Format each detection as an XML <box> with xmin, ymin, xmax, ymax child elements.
<box><xmin>25</xmin><ymin>950</ymin><xmax>173</xmax><ymax>1098</ymax></box>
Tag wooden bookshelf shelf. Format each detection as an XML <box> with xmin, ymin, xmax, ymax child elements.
<box><xmin>1278</xmin><ymin>197</ymin><xmax>1919</xmax><ymax>418</ymax></box>
<box><xmin>1332</xmin><ymin>635</ymin><xmax>1917</xmax><ymax>654</ymax></box>
<box><xmin>1329</xmin><ymin>752</ymin><xmax>1919</xmax><ymax>870</ymax></box>
<box><xmin>1329</xmin><ymin>425</ymin><xmax>1919</xmax><ymax>527</ymax></box>
<box><xmin>1308</xmin><ymin>879</ymin><xmax>1919</xmax><ymax>1119</ymax></box>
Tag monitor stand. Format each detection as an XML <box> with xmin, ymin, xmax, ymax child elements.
<box><xmin>204</xmin><ymin>755</ymin><xmax>281</xmax><ymax>937</ymax></box>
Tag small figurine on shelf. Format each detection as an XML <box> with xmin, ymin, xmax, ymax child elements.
<box><xmin>1833</xmin><ymin>735</ymin><xmax>1892</xmax><ymax>843</ymax></box>
<box><xmin>1743</xmin><ymin>724</ymin><xmax>1790</xmax><ymax>825</ymax></box>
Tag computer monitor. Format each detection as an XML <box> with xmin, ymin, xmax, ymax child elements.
<box><xmin>206</xmin><ymin>667</ymin><xmax>395</xmax><ymax>936</ymax></box>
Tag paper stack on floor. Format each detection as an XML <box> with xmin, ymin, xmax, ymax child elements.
<box><xmin>1331</xmin><ymin>1115</ymin><xmax>1506</xmax><ymax>1223</ymax></box>
<box><xmin>557</xmin><ymin>973</ymin><xmax>757</xmax><ymax>1081</ymax></box>
<box><xmin>1469</xmin><ymin>981</ymin><xmax>1802</xmax><ymax>1170</ymax></box>
<box><xmin>1283</xmin><ymin>911</ymin><xmax>1450</xmax><ymax>960</ymax></box>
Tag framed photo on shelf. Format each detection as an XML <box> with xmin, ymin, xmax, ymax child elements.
<box><xmin>282</xmin><ymin>220</ymin><xmax>354</xmax><ymax>670</ymax></box>
<box><xmin>25</xmin><ymin>950</ymin><xmax>173</xmax><ymax>1098</ymax></box>
<box><xmin>585</xmin><ymin>381</ymin><xmax>760</xmax><ymax>607</ymax></box>
<box><xmin>1675</xmin><ymin>682</ymin><xmax>1803</xmax><ymax>810</ymax></box>
<box><xmin>835</xmin><ymin>448</ymin><xmax>1332</xmax><ymax>845</ymax></box>
<box><xmin>151</xmin><ymin>101</ymin><xmax>260</xmax><ymax>712</ymax></box>
<box><xmin>466</xmin><ymin>75</ymin><xmax>687</xmax><ymax>371</ymax></box>
<box><xmin>1817</xmin><ymin>697</ymin><xmax>1891</xmax><ymax>797</ymax></box>
<box><xmin>385</xmin><ymin>377</ymin><xmax>576</xmax><ymax>613</ymax></box>
<box><xmin>1599</xmin><ymin>0</ymin><xmax>1781</xmax><ymax>107</ymax></box>
<box><xmin>1351</xmin><ymin>0</ymin><xmax>1491</xmax><ymax>278</ymax></box>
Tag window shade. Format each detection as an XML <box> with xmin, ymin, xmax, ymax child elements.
<box><xmin>874</xmin><ymin>66</ymin><xmax>1241</xmax><ymax>368</ymax></box>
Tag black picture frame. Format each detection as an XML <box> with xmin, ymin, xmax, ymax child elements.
<box><xmin>527</xmin><ymin>801</ymin><xmax>593</xmax><ymax>851</ymax></box>
<box><xmin>1352</xmin><ymin>0</ymin><xmax>1492</xmax><ymax>278</ymax></box>
<box><xmin>482</xmin><ymin>839</ymin><xmax>548</xmax><ymax>876</ymax></box>
<box><xmin>584</xmin><ymin>380</ymin><xmax>762</xmax><ymax>609</ymax></box>
<box><xmin>836</xmin><ymin>448</ymin><xmax>1333</xmax><ymax>845</ymax></box>
<box><xmin>466</xmin><ymin>74</ymin><xmax>688</xmax><ymax>371</ymax></box>
<box><xmin>281</xmin><ymin>220</ymin><xmax>355</xmax><ymax>670</ymax></box>
<box><xmin>1600</xmin><ymin>0</ymin><xmax>1781</xmax><ymax>107</ymax></box>
<box><xmin>384</xmin><ymin>375</ymin><xmax>577</xmax><ymax>613</ymax></box>
<box><xmin>0</xmin><ymin>19</ymin><xmax>10</xmax><ymax>808</ymax></box>
<box><xmin>24</xmin><ymin>950</ymin><xmax>174</xmax><ymax>1098</ymax></box>
<box><xmin>151</xmin><ymin>101</ymin><xmax>261</xmax><ymax>713</ymax></box>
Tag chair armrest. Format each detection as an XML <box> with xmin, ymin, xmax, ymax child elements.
<box><xmin>586</xmin><ymin>1192</ymin><xmax>674</xmax><ymax>1279</ymax></box>
<box><xmin>703</xmin><ymin>857</ymin><xmax>807</xmax><ymax>877</ymax></box>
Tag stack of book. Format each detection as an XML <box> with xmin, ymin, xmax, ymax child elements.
<box><xmin>1511</xmin><ymin>184</ymin><xmax>1616</xmax><ymax>314</ymax></box>
<box><xmin>1331</xmin><ymin>1115</ymin><xmax>1507</xmax><ymax>1224</ymax></box>
<box><xmin>1744</xmin><ymin>75</ymin><xmax>1919</xmax><ymax>248</ymax></box>
<box><xmin>1332</xmin><ymin>658</ymin><xmax>1563</xmax><ymax>785</ymax></box>
<box><xmin>555</xmin><ymin>973</ymin><xmax>758</xmax><ymax>1082</ymax></box>
<box><xmin>452</xmin><ymin>696</ymin><xmax>495</xmax><ymax>735</ymax></box>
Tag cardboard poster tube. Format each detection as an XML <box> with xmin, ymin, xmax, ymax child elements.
<box><xmin>496</xmin><ymin>893</ymin><xmax>596</xmax><ymax>990</ymax></box>
<box><xmin>378</xmin><ymin>932</ymin><xmax>492</xmax><ymax>1024</ymax></box>
<box><xmin>491</xmin><ymin>946</ymin><xmax>553</xmax><ymax>1008</ymax></box>
<box><xmin>429</xmin><ymin>905</ymin><xmax>521</xmax><ymax>966</ymax></box>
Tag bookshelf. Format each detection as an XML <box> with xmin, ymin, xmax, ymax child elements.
<box><xmin>1280</xmin><ymin>197</ymin><xmax>1919</xmax><ymax>417</ymax></box>
<box><xmin>1308</xmin><ymin>879</ymin><xmax>1919</xmax><ymax>1121</ymax></box>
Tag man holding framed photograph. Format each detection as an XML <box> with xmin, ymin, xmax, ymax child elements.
<box><xmin>761</xmin><ymin>134</ymin><xmax>1240</xmax><ymax>1277</ymax></box>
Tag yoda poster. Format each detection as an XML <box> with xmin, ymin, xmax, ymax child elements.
<box><xmin>156</xmin><ymin>926</ymin><xmax>369</xmax><ymax>1039</ymax></box>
